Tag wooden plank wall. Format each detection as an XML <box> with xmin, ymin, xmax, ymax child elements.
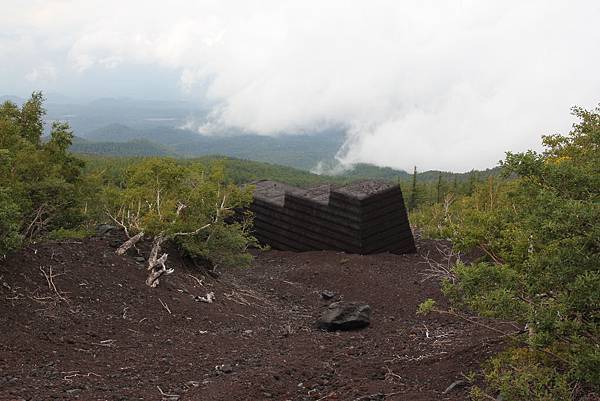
<box><xmin>251</xmin><ymin>180</ymin><xmax>416</xmax><ymax>254</ymax></box>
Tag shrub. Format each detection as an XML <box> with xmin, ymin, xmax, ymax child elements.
<box><xmin>415</xmin><ymin>105</ymin><xmax>600</xmax><ymax>399</ymax></box>
<box><xmin>45</xmin><ymin>227</ymin><xmax>94</xmax><ymax>241</ymax></box>
<box><xmin>0</xmin><ymin>92</ymin><xmax>88</xmax><ymax>252</ymax></box>
<box><xmin>0</xmin><ymin>188</ymin><xmax>22</xmax><ymax>256</ymax></box>
<box><xmin>104</xmin><ymin>158</ymin><xmax>257</xmax><ymax>286</ymax></box>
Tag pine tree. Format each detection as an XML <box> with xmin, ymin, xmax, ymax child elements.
<box><xmin>409</xmin><ymin>166</ymin><xmax>418</xmax><ymax>210</ymax></box>
<box><xmin>436</xmin><ymin>172</ymin><xmax>443</xmax><ymax>203</ymax></box>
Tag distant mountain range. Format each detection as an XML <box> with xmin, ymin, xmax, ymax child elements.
<box><xmin>4</xmin><ymin>94</ymin><xmax>501</xmax><ymax>179</ymax></box>
<box><xmin>1</xmin><ymin>94</ymin><xmax>347</xmax><ymax>170</ymax></box>
<box><xmin>70</xmin><ymin>123</ymin><xmax>347</xmax><ymax>170</ymax></box>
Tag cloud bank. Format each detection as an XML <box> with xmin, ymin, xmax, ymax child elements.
<box><xmin>2</xmin><ymin>0</ymin><xmax>600</xmax><ymax>171</ymax></box>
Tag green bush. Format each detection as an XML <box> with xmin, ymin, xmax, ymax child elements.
<box><xmin>103</xmin><ymin>158</ymin><xmax>257</xmax><ymax>273</ymax></box>
<box><xmin>0</xmin><ymin>92</ymin><xmax>89</xmax><ymax>252</ymax></box>
<box><xmin>45</xmin><ymin>227</ymin><xmax>94</xmax><ymax>241</ymax></box>
<box><xmin>0</xmin><ymin>188</ymin><xmax>22</xmax><ymax>256</ymax></box>
<box><xmin>414</xmin><ymin>106</ymin><xmax>600</xmax><ymax>399</ymax></box>
<box><xmin>471</xmin><ymin>348</ymin><xmax>571</xmax><ymax>401</ymax></box>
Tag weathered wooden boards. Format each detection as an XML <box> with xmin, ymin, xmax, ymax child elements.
<box><xmin>251</xmin><ymin>180</ymin><xmax>416</xmax><ymax>254</ymax></box>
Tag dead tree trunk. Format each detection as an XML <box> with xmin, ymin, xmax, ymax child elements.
<box><xmin>145</xmin><ymin>234</ymin><xmax>172</xmax><ymax>288</ymax></box>
<box><xmin>115</xmin><ymin>232</ymin><xmax>144</xmax><ymax>256</ymax></box>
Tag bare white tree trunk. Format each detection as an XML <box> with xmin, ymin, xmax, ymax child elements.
<box><xmin>145</xmin><ymin>234</ymin><xmax>172</xmax><ymax>287</ymax></box>
<box><xmin>115</xmin><ymin>232</ymin><xmax>144</xmax><ymax>255</ymax></box>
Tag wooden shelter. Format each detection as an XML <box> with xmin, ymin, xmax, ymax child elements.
<box><xmin>251</xmin><ymin>180</ymin><xmax>416</xmax><ymax>254</ymax></box>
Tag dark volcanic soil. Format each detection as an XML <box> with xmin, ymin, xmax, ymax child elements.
<box><xmin>0</xmin><ymin>231</ymin><xmax>511</xmax><ymax>401</ymax></box>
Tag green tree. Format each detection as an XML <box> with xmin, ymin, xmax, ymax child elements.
<box><xmin>0</xmin><ymin>92</ymin><xmax>88</xmax><ymax>252</ymax></box>
<box><xmin>416</xmin><ymin>105</ymin><xmax>599</xmax><ymax>400</ymax></box>
<box><xmin>0</xmin><ymin>188</ymin><xmax>22</xmax><ymax>255</ymax></box>
<box><xmin>105</xmin><ymin>158</ymin><xmax>256</xmax><ymax>287</ymax></box>
<box><xmin>18</xmin><ymin>91</ymin><xmax>45</xmax><ymax>145</ymax></box>
<box><xmin>436</xmin><ymin>172</ymin><xmax>443</xmax><ymax>203</ymax></box>
<box><xmin>408</xmin><ymin>166</ymin><xmax>418</xmax><ymax>210</ymax></box>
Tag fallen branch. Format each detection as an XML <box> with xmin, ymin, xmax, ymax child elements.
<box><xmin>116</xmin><ymin>232</ymin><xmax>144</xmax><ymax>256</ymax></box>
<box><xmin>62</xmin><ymin>371</ymin><xmax>101</xmax><ymax>383</ymax></box>
<box><xmin>159</xmin><ymin>298</ymin><xmax>172</xmax><ymax>314</ymax></box>
<box><xmin>39</xmin><ymin>266</ymin><xmax>69</xmax><ymax>303</ymax></box>
<box><xmin>430</xmin><ymin>306</ymin><xmax>568</xmax><ymax>364</ymax></box>
<box><xmin>157</xmin><ymin>385</ymin><xmax>179</xmax><ymax>400</ymax></box>
<box><xmin>187</xmin><ymin>274</ymin><xmax>204</xmax><ymax>286</ymax></box>
<box><xmin>196</xmin><ymin>292</ymin><xmax>215</xmax><ymax>303</ymax></box>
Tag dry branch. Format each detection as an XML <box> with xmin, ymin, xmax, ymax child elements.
<box><xmin>115</xmin><ymin>232</ymin><xmax>144</xmax><ymax>256</ymax></box>
<box><xmin>419</xmin><ymin>242</ymin><xmax>459</xmax><ymax>284</ymax></box>
<box><xmin>159</xmin><ymin>298</ymin><xmax>172</xmax><ymax>314</ymax></box>
<box><xmin>157</xmin><ymin>386</ymin><xmax>179</xmax><ymax>400</ymax></box>
<box><xmin>196</xmin><ymin>291</ymin><xmax>215</xmax><ymax>303</ymax></box>
<box><xmin>39</xmin><ymin>266</ymin><xmax>68</xmax><ymax>303</ymax></box>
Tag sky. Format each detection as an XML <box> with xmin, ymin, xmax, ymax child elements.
<box><xmin>2</xmin><ymin>0</ymin><xmax>600</xmax><ymax>172</ymax></box>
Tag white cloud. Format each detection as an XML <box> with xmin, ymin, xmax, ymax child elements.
<box><xmin>2</xmin><ymin>0</ymin><xmax>600</xmax><ymax>171</ymax></box>
<box><xmin>25</xmin><ymin>62</ymin><xmax>57</xmax><ymax>83</ymax></box>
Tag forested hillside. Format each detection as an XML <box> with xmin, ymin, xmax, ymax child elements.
<box><xmin>71</xmin><ymin>126</ymin><xmax>346</xmax><ymax>170</ymax></box>
<box><xmin>72</xmin><ymin>137</ymin><xmax>175</xmax><ymax>157</ymax></box>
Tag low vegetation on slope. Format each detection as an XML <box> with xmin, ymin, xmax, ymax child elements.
<box><xmin>414</xmin><ymin>105</ymin><xmax>599</xmax><ymax>400</ymax></box>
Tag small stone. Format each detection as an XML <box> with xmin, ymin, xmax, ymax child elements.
<box><xmin>134</xmin><ymin>256</ymin><xmax>145</xmax><ymax>263</ymax></box>
<box><xmin>317</xmin><ymin>302</ymin><xmax>371</xmax><ymax>331</ymax></box>
<box><xmin>220</xmin><ymin>364</ymin><xmax>233</xmax><ymax>374</ymax></box>
<box><xmin>320</xmin><ymin>290</ymin><xmax>335</xmax><ymax>300</ymax></box>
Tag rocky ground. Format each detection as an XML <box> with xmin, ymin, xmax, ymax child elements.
<box><xmin>0</xmin><ymin>230</ymin><xmax>513</xmax><ymax>401</ymax></box>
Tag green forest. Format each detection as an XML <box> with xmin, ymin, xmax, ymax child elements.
<box><xmin>1</xmin><ymin>93</ymin><xmax>598</xmax><ymax>400</ymax></box>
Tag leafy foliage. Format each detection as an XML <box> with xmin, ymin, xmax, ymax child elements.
<box><xmin>104</xmin><ymin>158</ymin><xmax>256</xmax><ymax>269</ymax></box>
<box><xmin>0</xmin><ymin>188</ymin><xmax>22</xmax><ymax>255</ymax></box>
<box><xmin>0</xmin><ymin>92</ymin><xmax>89</xmax><ymax>253</ymax></box>
<box><xmin>414</xmin><ymin>106</ymin><xmax>600</xmax><ymax>399</ymax></box>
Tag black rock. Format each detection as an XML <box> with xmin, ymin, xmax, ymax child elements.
<box><xmin>96</xmin><ymin>224</ymin><xmax>117</xmax><ymax>236</ymax></box>
<box><xmin>317</xmin><ymin>302</ymin><xmax>371</xmax><ymax>331</ymax></box>
<box><xmin>219</xmin><ymin>364</ymin><xmax>233</xmax><ymax>374</ymax></box>
<box><xmin>320</xmin><ymin>290</ymin><xmax>335</xmax><ymax>300</ymax></box>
